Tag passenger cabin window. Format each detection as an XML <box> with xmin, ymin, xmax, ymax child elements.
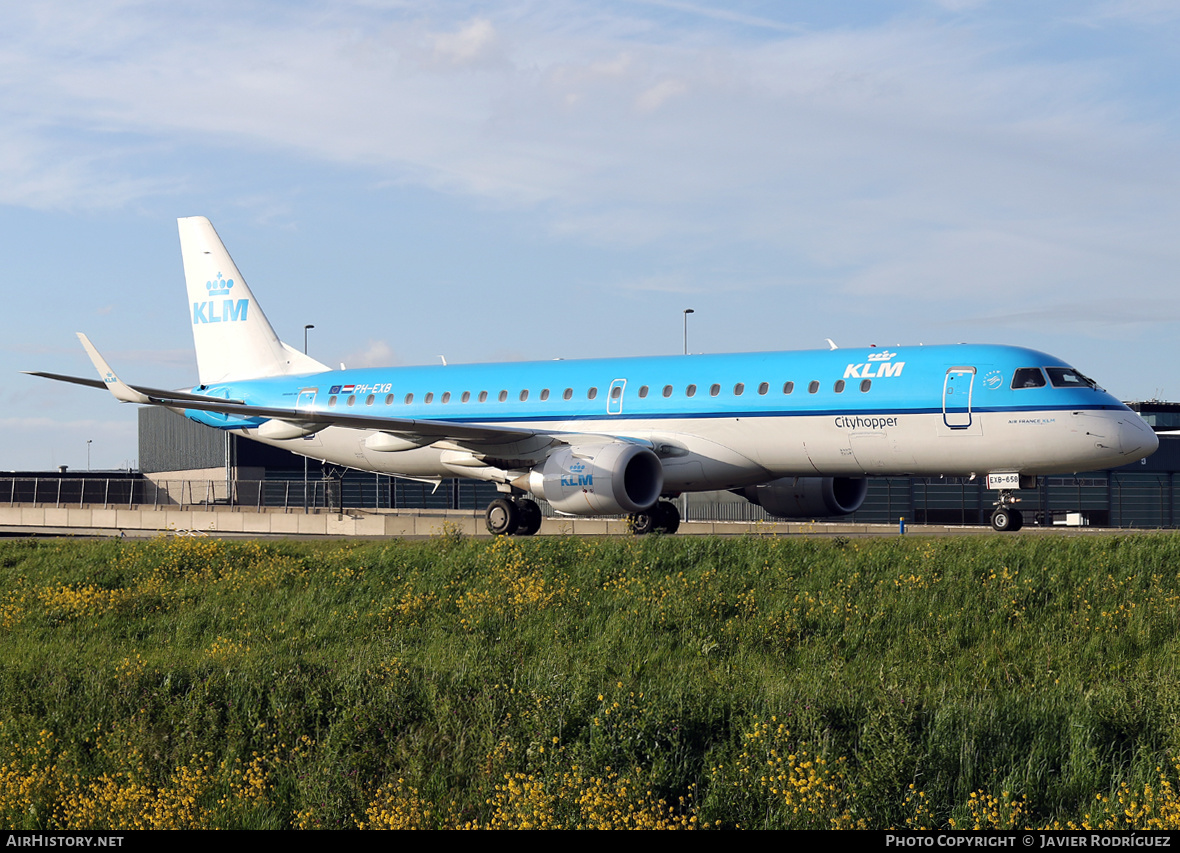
<box><xmin>478</xmin><ymin>391</ymin><xmax>488</xmax><ymax>402</ymax></box>
<box><xmin>498</xmin><ymin>390</ymin><xmax>508</xmax><ymax>402</ymax></box>
<box><xmin>734</xmin><ymin>383</ymin><xmax>745</xmax><ymax>396</ymax></box>
<box><xmin>783</xmin><ymin>382</ymin><xmax>794</xmax><ymax>395</ymax></box>
<box><xmin>347</xmin><ymin>395</ymin><xmax>356</xmax><ymax>406</ymax></box>
<box><xmin>758</xmin><ymin>382</ymin><xmax>769</xmax><ymax>395</ymax></box>
<box><xmin>423</xmin><ymin>393</ymin><xmax>433</xmax><ymax>404</ymax></box>
<box><xmin>385</xmin><ymin>394</ymin><xmax>395</xmax><ymax>405</ymax></box>
<box><xmin>834</xmin><ymin>380</ymin><xmax>845</xmax><ymax>393</ymax></box>
<box><xmin>328</xmin><ymin>395</ymin><xmax>338</xmax><ymax>407</ymax></box>
<box><xmin>366</xmin><ymin>394</ymin><xmax>375</xmax><ymax>405</ymax></box>
<box><xmin>808</xmin><ymin>381</ymin><xmax>819</xmax><ymax>394</ymax></box>
<box><xmin>587</xmin><ymin>387</ymin><xmax>598</xmax><ymax>400</ymax></box>
<box><xmin>638</xmin><ymin>385</ymin><xmax>649</xmax><ymax>398</ymax></box>
<box><xmin>610</xmin><ymin>386</ymin><xmax>622</xmax><ymax>399</ymax></box>
<box><xmin>662</xmin><ymin>385</ymin><xmax>673</xmax><ymax>398</ymax></box>
<box><xmin>860</xmin><ymin>379</ymin><xmax>871</xmax><ymax>393</ymax></box>
<box><xmin>686</xmin><ymin>384</ymin><xmax>697</xmax><ymax>398</ymax></box>
<box><xmin>461</xmin><ymin>391</ymin><xmax>470</xmax><ymax>403</ymax></box>
<box><xmin>563</xmin><ymin>388</ymin><xmax>573</xmax><ymax>400</ymax></box>
<box><xmin>1012</xmin><ymin>368</ymin><xmax>1046</xmax><ymax>389</ymax></box>
<box><xmin>404</xmin><ymin>393</ymin><xmax>413</xmax><ymax>404</ymax></box>
<box><xmin>519</xmin><ymin>390</ymin><xmax>529</xmax><ymax>402</ymax></box>
<box><xmin>710</xmin><ymin>384</ymin><xmax>720</xmax><ymax>397</ymax></box>
<box><xmin>540</xmin><ymin>389</ymin><xmax>550</xmax><ymax>401</ymax></box>
<box><xmin>441</xmin><ymin>392</ymin><xmax>451</xmax><ymax>404</ymax></box>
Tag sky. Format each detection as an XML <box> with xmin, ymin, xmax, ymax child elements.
<box><xmin>2</xmin><ymin>0</ymin><xmax>1178</xmax><ymax>471</ymax></box>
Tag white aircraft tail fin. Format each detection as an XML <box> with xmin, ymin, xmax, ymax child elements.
<box><xmin>178</xmin><ymin>216</ymin><xmax>328</xmax><ymax>385</ymax></box>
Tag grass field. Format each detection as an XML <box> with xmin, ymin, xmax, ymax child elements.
<box><xmin>2</xmin><ymin>530</ymin><xmax>1180</xmax><ymax>829</ymax></box>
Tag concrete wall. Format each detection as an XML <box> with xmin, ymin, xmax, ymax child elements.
<box><xmin>0</xmin><ymin>504</ymin><xmax>898</xmax><ymax>538</ymax></box>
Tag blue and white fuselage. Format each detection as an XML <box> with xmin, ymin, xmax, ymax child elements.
<box><xmin>188</xmin><ymin>344</ymin><xmax>1154</xmax><ymax>487</ymax></box>
<box><xmin>31</xmin><ymin>217</ymin><xmax>1157</xmax><ymax>534</ymax></box>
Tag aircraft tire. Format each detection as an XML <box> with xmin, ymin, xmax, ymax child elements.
<box><xmin>515</xmin><ymin>499</ymin><xmax>543</xmax><ymax>536</ymax></box>
<box><xmin>629</xmin><ymin>509</ymin><xmax>657</xmax><ymax>535</ymax></box>
<box><xmin>486</xmin><ymin>498</ymin><xmax>519</xmax><ymax>536</ymax></box>
<box><xmin>1009</xmin><ymin>509</ymin><xmax>1024</xmax><ymax>532</ymax></box>
<box><xmin>653</xmin><ymin>501</ymin><xmax>681</xmax><ymax>534</ymax></box>
<box><xmin>990</xmin><ymin>508</ymin><xmax>1013</xmax><ymax>532</ymax></box>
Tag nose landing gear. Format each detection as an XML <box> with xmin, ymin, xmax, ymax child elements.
<box><xmin>990</xmin><ymin>491</ymin><xmax>1024</xmax><ymax>532</ymax></box>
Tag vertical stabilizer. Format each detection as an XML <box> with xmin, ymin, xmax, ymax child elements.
<box><xmin>178</xmin><ymin>216</ymin><xmax>328</xmax><ymax>384</ymax></box>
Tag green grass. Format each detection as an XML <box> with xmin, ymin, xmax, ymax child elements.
<box><xmin>2</xmin><ymin>532</ymin><xmax>1180</xmax><ymax>828</ymax></box>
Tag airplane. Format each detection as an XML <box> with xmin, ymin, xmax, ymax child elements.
<box><xmin>28</xmin><ymin>216</ymin><xmax>1158</xmax><ymax>534</ymax></box>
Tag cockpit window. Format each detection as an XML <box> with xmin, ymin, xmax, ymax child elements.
<box><xmin>1046</xmin><ymin>367</ymin><xmax>1098</xmax><ymax>390</ymax></box>
<box><xmin>1011</xmin><ymin>368</ymin><xmax>1046</xmax><ymax>389</ymax></box>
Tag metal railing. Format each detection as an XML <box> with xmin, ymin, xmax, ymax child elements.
<box><xmin>0</xmin><ymin>477</ymin><xmax>494</xmax><ymax>513</ymax></box>
<box><xmin>3</xmin><ymin>477</ymin><xmax>337</xmax><ymax>512</ymax></box>
<box><xmin>3</xmin><ymin>475</ymin><xmax>1175</xmax><ymax>527</ymax></box>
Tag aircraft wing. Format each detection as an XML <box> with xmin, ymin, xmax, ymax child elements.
<box><xmin>23</xmin><ymin>371</ymin><xmax>249</xmax><ymax>406</ymax></box>
<box><xmin>26</xmin><ymin>334</ymin><xmax>543</xmax><ymax>445</ymax></box>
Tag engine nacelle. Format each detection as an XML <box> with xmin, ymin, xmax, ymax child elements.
<box><xmin>526</xmin><ymin>443</ymin><xmax>664</xmax><ymax>516</ymax></box>
<box><xmin>740</xmin><ymin>477</ymin><xmax>868</xmax><ymax>519</ymax></box>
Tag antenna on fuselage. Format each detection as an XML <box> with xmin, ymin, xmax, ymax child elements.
<box><xmin>826</xmin><ymin>339</ymin><xmax>838</xmax><ymax>350</ymax></box>
<box><xmin>438</xmin><ymin>355</ymin><xmax>448</xmax><ymax>366</ymax></box>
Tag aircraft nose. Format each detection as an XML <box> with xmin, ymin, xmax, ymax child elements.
<box><xmin>1118</xmin><ymin>413</ymin><xmax>1158</xmax><ymax>462</ymax></box>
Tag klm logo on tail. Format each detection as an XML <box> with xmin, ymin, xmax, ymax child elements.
<box><xmin>193</xmin><ymin>273</ymin><xmax>249</xmax><ymax>325</ymax></box>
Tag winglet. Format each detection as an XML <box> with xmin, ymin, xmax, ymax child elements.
<box><xmin>76</xmin><ymin>333</ymin><xmax>150</xmax><ymax>403</ymax></box>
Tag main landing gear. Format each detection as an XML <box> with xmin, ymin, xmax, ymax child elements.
<box><xmin>628</xmin><ymin>501</ymin><xmax>681</xmax><ymax>536</ymax></box>
<box><xmin>485</xmin><ymin>496</ymin><xmax>682</xmax><ymax>537</ymax></box>
<box><xmin>990</xmin><ymin>491</ymin><xmax>1024</xmax><ymax>532</ymax></box>
<box><xmin>485</xmin><ymin>496</ymin><xmax>543</xmax><ymax>537</ymax></box>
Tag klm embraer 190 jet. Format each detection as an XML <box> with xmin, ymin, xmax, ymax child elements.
<box><xmin>29</xmin><ymin>217</ymin><xmax>1158</xmax><ymax>533</ymax></box>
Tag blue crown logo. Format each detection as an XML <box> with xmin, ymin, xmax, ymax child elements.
<box><xmin>206</xmin><ymin>273</ymin><xmax>234</xmax><ymax>297</ymax></box>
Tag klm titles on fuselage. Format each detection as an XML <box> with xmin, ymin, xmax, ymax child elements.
<box><xmin>844</xmin><ymin>351</ymin><xmax>905</xmax><ymax>380</ymax></box>
<box><xmin>193</xmin><ymin>273</ymin><xmax>249</xmax><ymax>325</ymax></box>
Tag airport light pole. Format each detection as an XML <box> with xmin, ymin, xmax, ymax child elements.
<box><xmin>683</xmin><ymin>309</ymin><xmax>694</xmax><ymax>355</ymax></box>
<box><xmin>303</xmin><ymin>326</ymin><xmax>314</xmax><ymax>514</ymax></box>
<box><xmin>86</xmin><ymin>439</ymin><xmax>92</xmax><ymax>472</ymax></box>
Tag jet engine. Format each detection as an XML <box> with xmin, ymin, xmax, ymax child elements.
<box><xmin>739</xmin><ymin>477</ymin><xmax>868</xmax><ymax>519</ymax></box>
<box><xmin>524</xmin><ymin>443</ymin><xmax>664</xmax><ymax>516</ymax></box>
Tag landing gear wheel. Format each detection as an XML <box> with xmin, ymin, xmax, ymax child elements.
<box><xmin>653</xmin><ymin>501</ymin><xmax>681</xmax><ymax>534</ymax></box>
<box><xmin>990</xmin><ymin>486</ymin><xmax>1027</xmax><ymax>533</ymax></box>
<box><xmin>515</xmin><ymin>499</ymin><xmax>542</xmax><ymax>536</ymax></box>
<box><xmin>486</xmin><ymin>498</ymin><xmax>519</xmax><ymax>536</ymax></box>
<box><xmin>630</xmin><ymin>502</ymin><xmax>681</xmax><ymax>535</ymax></box>
<box><xmin>629</xmin><ymin>508</ymin><xmax>656</xmax><ymax>536</ymax></box>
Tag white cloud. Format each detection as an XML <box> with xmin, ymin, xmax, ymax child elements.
<box><xmin>431</xmin><ymin>18</ymin><xmax>504</xmax><ymax>67</ymax></box>
<box><xmin>635</xmin><ymin>78</ymin><xmax>688</xmax><ymax>113</ymax></box>
<box><xmin>0</xmin><ymin>1</ymin><xmax>1177</xmax><ymax>347</ymax></box>
<box><xmin>344</xmin><ymin>340</ymin><xmax>400</xmax><ymax>368</ymax></box>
